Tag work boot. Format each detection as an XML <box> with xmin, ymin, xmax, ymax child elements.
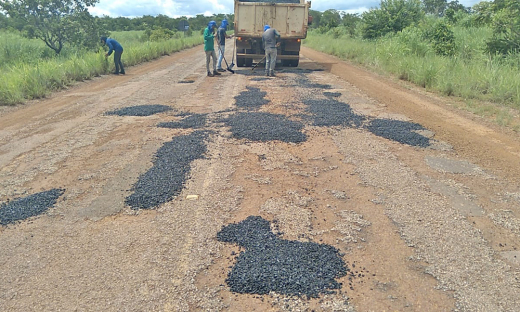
<box><xmin>265</xmin><ymin>71</ymin><xmax>269</xmax><ymax>77</ymax></box>
<box><xmin>213</xmin><ymin>70</ymin><xmax>221</xmax><ymax>76</ymax></box>
<box><xmin>207</xmin><ymin>71</ymin><xmax>214</xmax><ymax>77</ymax></box>
<box><xmin>217</xmin><ymin>68</ymin><xmax>226</xmax><ymax>72</ymax></box>
<box><xmin>269</xmin><ymin>70</ymin><xmax>275</xmax><ymax>77</ymax></box>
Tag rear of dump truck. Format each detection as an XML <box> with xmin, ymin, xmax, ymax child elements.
<box><xmin>234</xmin><ymin>0</ymin><xmax>311</xmax><ymax>67</ymax></box>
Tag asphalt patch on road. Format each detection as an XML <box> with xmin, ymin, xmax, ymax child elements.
<box><xmin>105</xmin><ymin>105</ymin><xmax>173</xmax><ymax>116</ymax></box>
<box><xmin>0</xmin><ymin>189</ymin><xmax>65</xmax><ymax>226</ymax></box>
<box><xmin>125</xmin><ymin>131</ymin><xmax>208</xmax><ymax>209</ymax></box>
<box><xmin>365</xmin><ymin>119</ymin><xmax>431</xmax><ymax>147</ymax></box>
<box><xmin>157</xmin><ymin>114</ymin><xmax>207</xmax><ymax>129</ymax></box>
<box><xmin>295</xmin><ymin>75</ymin><xmax>333</xmax><ymax>90</ymax></box>
<box><xmin>323</xmin><ymin>92</ymin><xmax>342</xmax><ymax>98</ymax></box>
<box><xmin>217</xmin><ymin>216</ymin><xmax>347</xmax><ymax>298</ymax></box>
<box><xmin>304</xmin><ymin>98</ymin><xmax>365</xmax><ymax>128</ymax></box>
<box><xmin>223</xmin><ymin>112</ymin><xmax>307</xmax><ymax>143</ymax></box>
<box><xmin>234</xmin><ymin>86</ymin><xmax>269</xmax><ymax>110</ymax></box>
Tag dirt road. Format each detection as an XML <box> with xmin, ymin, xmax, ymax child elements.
<box><xmin>1</xmin><ymin>43</ymin><xmax>520</xmax><ymax>312</ymax></box>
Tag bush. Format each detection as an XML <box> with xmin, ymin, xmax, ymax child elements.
<box><xmin>430</xmin><ymin>21</ymin><xmax>456</xmax><ymax>56</ymax></box>
<box><xmin>361</xmin><ymin>0</ymin><xmax>424</xmax><ymax>39</ymax></box>
<box><xmin>486</xmin><ymin>0</ymin><xmax>520</xmax><ymax>55</ymax></box>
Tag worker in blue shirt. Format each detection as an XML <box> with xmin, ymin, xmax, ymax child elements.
<box><xmin>101</xmin><ymin>36</ymin><xmax>125</xmax><ymax>75</ymax></box>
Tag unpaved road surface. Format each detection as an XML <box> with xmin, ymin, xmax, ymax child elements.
<box><xmin>1</xmin><ymin>44</ymin><xmax>520</xmax><ymax>312</ymax></box>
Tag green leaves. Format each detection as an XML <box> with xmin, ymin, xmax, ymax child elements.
<box><xmin>485</xmin><ymin>0</ymin><xmax>520</xmax><ymax>55</ymax></box>
<box><xmin>362</xmin><ymin>0</ymin><xmax>424</xmax><ymax>39</ymax></box>
<box><xmin>0</xmin><ymin>0</ymin><xmax>101</xmax><ymax>54</ymax></box>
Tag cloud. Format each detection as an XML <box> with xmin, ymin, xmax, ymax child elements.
<box><xmin>90</xmin><ymin>0</ymin><xmax>484</xmax><ymax>18</ymax></box>
<box><xmin>91</xmin><ymin>0</ymin><xmax>234</xmax><ymax>17</ymax></box>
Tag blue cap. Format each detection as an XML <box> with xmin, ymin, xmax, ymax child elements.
<box><xmin>208</xmin><ymin>21</ymin><xmax>217</xmax><ymax>29</ymax></box>
<box><xmin>264</xmin><ymin>25</ymin><xmax>270</xmax><ymax>32</ymax></box>
<box><xmin>221</xmin><ymin>20</ymin><xmax>228</xmax><ymax>28</ymax></box>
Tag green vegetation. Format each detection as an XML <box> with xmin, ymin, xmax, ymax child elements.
<box><xmin>0</xmin><ymin>31</ymin><xmax>201</xmax><ymax>105</ymax></box>
<box><xmin>305</xmin><ymin>0</ymin><xmax>520</xmax><ymax>130</ymax></box>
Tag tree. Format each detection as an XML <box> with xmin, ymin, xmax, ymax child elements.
<box><xmin>0</xmin><ymin>12</ymin><xmax>7</xmax><ymax>29</ymax></box>
<box><xmin>321</xmin><ymin>9</ymin><xmax>341</xmax><ymax>29</ymax></box>
<box><xmin>341</xmin><ymin>13</ymin><xmax>361</xmax><ymax>36</ymax></box>
<box><xmin>308</xmin><ymin>10</ymin><xmax>322</xmax><ymax>28</ymax></box>
<box><xmin>362</xmin><ymin>0</ymin><xmax>424</xmax><ymax>39</ymax></box>
<box><xmin>0</xmin><ymin>0</ymin><xmax>100</xmax><ymax>54</ymax></box>
<box><xmin>486</xmin><ymin>0</ymin><xmax>520</xmax><ymax>55</ymax></box>
<box><xmin>423</xmin><ymin>0</ymin><xmax>447</xmax><ymax>16</ymax></box>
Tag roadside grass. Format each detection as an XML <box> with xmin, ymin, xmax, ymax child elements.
<box><xmin>0</xmin><ymin>31</ymin><xmax>202</xmax><ymax>106</ymax></box>
<box><xmin>304</xmin><ymin>27</ymin><xmax>520</xmax><ymax>131</ymax></box>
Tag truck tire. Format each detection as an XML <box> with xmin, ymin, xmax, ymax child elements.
<box><xmin>237</xmin><ymin>57</ymin><xmax>245</xmax><ymax>67</ymax></box>
<box><xmin>245</xmin><ymin>58</ymin><xmax>253</xmax><ymax>67</ymax></box>
<box><xmin>290</xmin><ymin>58</ymin><xmax>299</xmax><ymax>67</ymax></box>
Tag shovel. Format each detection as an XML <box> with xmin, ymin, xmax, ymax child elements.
<box><xmin>251</xmin><ymin>55</ymin><xmax>267</xmax><ymax>71</ymax></box>
<box><xmin>217</xmin><ymin>42</ymin><xmax>235</xmax><ymax>74</ymax></box>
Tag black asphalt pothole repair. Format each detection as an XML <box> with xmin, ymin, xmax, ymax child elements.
<box><xmin>125</xmin><ymin>131</ymin><xmax>208</xmax><ymax>209</ymax></box>
<box><xmin>217</xmin><ymin>216</ymin><xmax>347</xmax><ymax>298</ymax></box>
<box><xmin>0</xmin><ymin>189</ymin><xmax>65</xmax><ymax>226</ymax></box>
<box><xmin>323</xmin><ymin>92</ymin><xmax>342</xmax><ymax>98</ymax></box>
<box><xmin>304</xmin><ymin>98</ymin><xmax>365</xmax><ymax>128</ymax></box>
<box><xmin>365</xmin><ymin>119</ymin><xmax>431</xmax><ymax>147</ymax></box>
<box><xmin>157</xmin><ymin>114</ymin><xmax>207</xmax><ymax>129</ymax></box>
<box><xmin>105</xmin><ymin>104</ymin><xmax>172</xmax><ymax>116</ymax></box>
<box><xmin>223</xmin><ymin>112</ymin><xmax>306</xmax><ymax>143</ymax></box>
<box><xmin>234</xmin><ymin>86</ymin><xmax>269</xmax><ymax>110</ymax></box>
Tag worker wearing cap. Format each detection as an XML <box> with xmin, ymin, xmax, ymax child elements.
<box><xmin>204</xmin><ymin>21</ymin><xmax>221</xmax><ymax>77</ymax></box>
<box><xmin>216</xmin><ymin>19</ymin><xmax>232</xmax><ymax>72</ymax></box>
<box><xmin>100</xmin><ymin>36</ymin><xmax>125</xmax><ymax>75</ymax></box>
<box><xmin>262</xmin><ymin>25</ymin><xmax>281</xmax><ymax>77</ymax></box>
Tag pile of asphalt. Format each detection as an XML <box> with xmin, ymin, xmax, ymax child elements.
<box><xmin>365</xmin><ymin>119</ymin><xmax>431</xmax><ymax>147</ymax></box>
<box><xmin>105</xmin><ymin>105</ymin><xmax>172</xmax><ymax>116</ymax></box>
<box><xmin>125</xmin><ymin>131</ymin><xmax>208</xmax><ymax>209</ymax></box>
<box><xmin>304</xmin><ymin>98</ymin><xmax>365</xmax><ymax>128</ymax></box>
<box><xmin>217</xmin><ymin>216</ymin><xmax>347</xmax><ymax>298</ymax></box>
<box><xmin>157</xmin><ymin>114</ymin><xmax>207</xmax><ymax>129</ymax></box>
<box><xmin>223</xmin><ymin>112</ymin><xmax>307</xmax><ymax>143</ymax></box>
<box><xmin>234</xmin><ymin>86</ymin><xmax>269</xmax><ymax>110</ymax></box>
<box><xmin>0</xmin><ymin>189</ymin><xmax>65</xmax><ymax>226</ymax></box>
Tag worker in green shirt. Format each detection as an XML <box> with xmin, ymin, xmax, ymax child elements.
<box><xmin>204</xmin><ymin>21</ymin><xmax>221</xmax><ymax>77</ymax></box>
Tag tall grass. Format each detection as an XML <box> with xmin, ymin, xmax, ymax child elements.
<box><xmin>0</xmin><ymin>31</ymin><xmax>202</xmax><ymax>106</ymax></box>
<box><xmin>304</xmin><ymin>26</ymin><xmax>520</xmax><ymax>112</ymax></box>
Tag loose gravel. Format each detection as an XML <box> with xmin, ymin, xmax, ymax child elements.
<box><xmin>234</xmin><ymin>86</ymin><xmax>269</xmax><ymax>110</ymax></box>
<box><xmin>125</xmin><ymin>131</ymin><xmax>208</xmax><ymax>209</ymax></box>
<box><xmin>217</xmin><ymin>216</ymin><xmax>347</xmax><ymax>298</ymax></box>
<box><xmin>365</xmin><ymin>119</ymin><xmax>431</xmax><ymax>147</ymax></box>
<box><xmin>157</xmin><ymin>114</ymin><xmax>207</xmax><ymax>129</ymax></box>
<box><xmin>105</xmin><ymin>105</ymin><xmax>172</xmax><ymax>117</ymax></box>
<box><xmin>303</xmin><ymin>98</ymin><xmax>365</xmax><ymax>128</ymax></box>
<box><xmin>223</xmin><ymin>112</ymin><xmax>307</xmax><ymax>143</ymax></box>
<box><xmin>0</xmin><ymin>189</ymin><xmax>65</xmax><ymax>226</ymax></box>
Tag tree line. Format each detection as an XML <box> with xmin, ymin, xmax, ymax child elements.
<box><xmin>309</xmin><ymin>0</ymin><xmax>519</xmax><ymax>56</ymax></box>
<box><xmin>1</xmin><ymin>0</ymin><xmax>518</xmax><ymax>56</ymax></box>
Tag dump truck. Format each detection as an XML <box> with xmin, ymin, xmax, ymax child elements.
<box><xmin>234</xmin><ymin>0</ymin><xmax>312</xmax><ymax>67</ymax></box>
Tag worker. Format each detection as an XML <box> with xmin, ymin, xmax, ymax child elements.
<box><xmin>100</xmin><ymin>36</ymin><xmax>125</xmax><ymax>75</ymax></box>
<box><xmin>262</xmin><ymin>25</ymin><xmax>281</xmax><ymax>77</ymax></box>
<box><xmin>204</xmin><ymin>21</ymin><xmax>221</xmax><ymax>77</ymax></box>
<box><xmin>216</xmin><ymin>19</ymin><xmax>232</xmax><ymax>72</ymax></box>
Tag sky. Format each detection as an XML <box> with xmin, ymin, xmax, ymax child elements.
<box><xmin>89</xmin><ymin>0</ymin><xmax>485</xmax><ymax>18</ymax></box>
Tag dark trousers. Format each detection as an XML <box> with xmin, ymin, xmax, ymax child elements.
<box><xmin>114</xmin><ymin>50</ymin><xmax>125</xmax><ymax>74</ymax></box>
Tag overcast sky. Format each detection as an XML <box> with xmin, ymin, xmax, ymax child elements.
<box><xmin>89</xmin><ymin>0</ymin><xmax>485</xmax><ymax>18</ymax></box>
